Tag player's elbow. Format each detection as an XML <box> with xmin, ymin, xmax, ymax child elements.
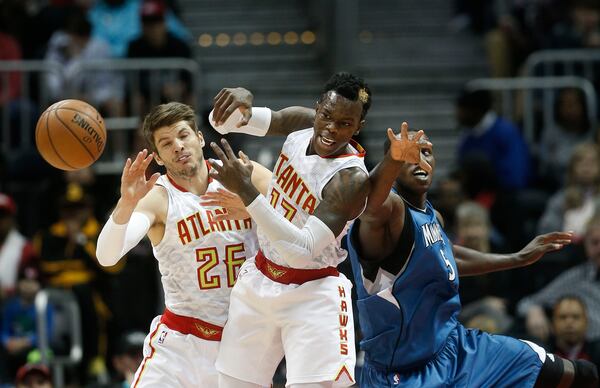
<box><xmin>95</xmin><ymin>246</ymin><xmax>121</xmax><ymax>267</ymax></box>
<box><xmin>272</xmin><ymin>241</ymin><xmax>323</xmax><ymax>268</ymax></box>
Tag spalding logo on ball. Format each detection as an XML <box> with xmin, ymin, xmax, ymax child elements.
<box><xmin>35</xmin><ymin>99</ymin><xmax>107</xmax><ymax>171</ymax></box>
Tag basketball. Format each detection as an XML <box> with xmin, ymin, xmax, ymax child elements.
<box><xmin>35</xmin><ymin>99</ymin><xmax>107</xmax><ymax>171</ymax></box>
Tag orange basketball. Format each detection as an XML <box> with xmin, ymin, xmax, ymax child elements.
<box><xmin>35</xmin><ymin>99</ymin><xmax>107</xmax><ymax>171</ymax></box>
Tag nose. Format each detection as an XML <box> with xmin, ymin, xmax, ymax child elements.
<box><xmin>325</xmin><ymin>121</ymin><xmax>337</xmax><ymax>132</ymax></box>
<box><xmin>174</xmin><ymin>138</ymin><xmax>185</xmax><ymax>150</ymax></box>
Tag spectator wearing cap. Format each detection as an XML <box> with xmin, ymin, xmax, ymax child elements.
<box><xmin>111</xmin><ymin>331</ymin><xmax>144</xmax><ymax>387</ymax></box>
<box><xmin>88</xmin><ymin>0</ymin><xmax>190</xmax><ymax>58</ymax></box>
<box><xmin>32</xmin><ymin>183</ymin><xmax>119</xmax><ymax>384</ymax></box>
<box><xmin>126</xmin><ymin>0</ymin><xmax>192</xmax><ymax>112</ymax></box>
<box><xmin>1</xmin><ymin>264</ymin><xmax>53</xmax><ymax>382</ymax></box>
<box><xmin>15</xmin><ymin>363</ymin><xmax>52</xmax><ymax>388</ymax></box>
<box><xmin>0</xmin><ymin>193</ymin><xmax>37</xmax><ymax>300</ymax></box>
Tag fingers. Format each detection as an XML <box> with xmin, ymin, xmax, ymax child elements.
<box><xmin>220</xmin><ymin>138</ymin><xmax>238</xmax><ymax>161</ymax></box>
<box><xmin>413</xmin><ymin>130</ymin><xmax>424</xmax><ymax>143</ymax></box>
<box><xmin>146</xmin><ymin>172</ymin><xmax>161</xmax><ymax>189</ymax></box>
<box><xmin>210</xmin><ymin>142</ymin><xmax>229</xmax><ymax>163</ymax></box>
<box><xmin>400</xmin><ymin>122</ymin><xmax>409</xmax><ymax>140</ymax></box>
<box><xmin>541</xmin><ymin>231</ymin><xmax>574</xmax><ymax>245</ymax></box>
<box><xmin>238</xmin><ymin>150</ymin><xmax>250</xmax><ymax>165</ymax></box>
<box><xmin>213</xmin><ymin>92</ymin><xmax>233</xmax><ymax>125</ymax></box>
<box><xmin>386</xmin><ymin>127</ymin><xmax>397</xmax><ymax>142</ymax></box>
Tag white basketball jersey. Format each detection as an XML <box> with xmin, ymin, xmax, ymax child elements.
<box><xmin>153</xmin><ymin>174</ymin><xmax>259</xmax><ymax>326</ymax></box>
<box><xmin>260</xmin><ymin>128</ymin><xmax>368</xmax><ymax>269</ymax></box>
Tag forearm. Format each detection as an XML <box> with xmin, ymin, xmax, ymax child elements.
<box><xmin>268</xmin><ymin>106</ymin><xmax>315</xmax><ymax>136</ymax></box>
<box><xmin>365</xmin><ymin>153</ymin><xmax>402</xmax><ymax>215</ymax></box>
<box><xmin>246</xmin><ymin>195</ymin><xmax>335</xmax><ymax>267</ymax></box>
<box><xmin>453</xmin><ymin>245</ymin><xmax>521</xmax><ymax>276</ymax></box>
<box><xmin>96</xmin><ymin>210</ymin><xmax>150</xmax><ymax>266</ymax></box>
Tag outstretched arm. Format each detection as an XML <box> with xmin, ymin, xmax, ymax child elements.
<box><xmin>210</xmin><ymin>87</ymin><xmax>315</xmax><ymax>136</ymax></box>
<box><xmin>453</xmin><ymin>231</ymin><xmax>573</xmax><ymax>276</ymax></box>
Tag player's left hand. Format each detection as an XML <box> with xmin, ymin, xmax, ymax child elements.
<box><xmin>208</xmin><ymin>139</ymin><xmax>257</xmax><ymax>205</ymax></box>
<box><xmin>387</xmin><ymin>122</ymin><xmax>432</xmax><ymax>174</ymax></box>
<box><xmin>516</xmin><ymin>231</ymin><xmax>574</xmax><ymax>266</ymax></box>
<box><xmin>212</xmin><ymin>87</ymin><xmax>253</xmax><ymax>127</ymax></box>
<box><xmin>200</xmin><ymin>188</ymin><xmax>251</xmax><ymax>220</ymax></box>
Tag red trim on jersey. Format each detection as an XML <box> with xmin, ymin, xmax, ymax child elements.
<box><xmin>160</xmin><ymin>308</ymin><xmax>223</xmax><ymax>341</ymax></box>
<box><xmin>334</xmin><ymin>364</ymin><xmax>354</xmax><ymax>382</ymax></box>
<box><xmin>132</xmin><ymin>323</ymin><xmax>162</xmax><ymax>388</ymax></box>
<box><xmin>255</xmin><ymin>250</ymin><xmax>339</xmax><ymax>285</ymax></box>
<box><xmin>320</xmin><ymin>138</ymin><xmax>366</xmax><ymax>159</ymax></box>
<box><xmin>166</xmin><ymin>161</ymin><xmax>212</xmax><ymax>192</ymax></box>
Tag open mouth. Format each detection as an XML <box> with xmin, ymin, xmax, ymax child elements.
<box><xmin>176</xmin><ymin>154</ymin><xmax>191</xmax><ymax>163</ymax></box>
<box><xmin>319</xmin><ymin>135</ymin><xmax>336</xmax><ymax>147</ymax></box>
<box><xmin>412</xmin><ymin>169</ymin><xmax>429</xmax><ymax>178</ymax></box>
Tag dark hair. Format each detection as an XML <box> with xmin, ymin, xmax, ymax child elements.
<box><xmin>554</xmin><ymin>87</ymin><xmax>590</xmax><ymax>130</ymax></box>
<box><xmin>65</xmin><ymin>8</ymin><xmax>92</xmax><ymax>37</ymax></box>
<box><xmin>456</xmin><ymin>89</ymin><xmax>492</xmax><ymax>114</ymax></box>
<box><xmin>319</xmin><ymin>72</ymin><xmax>372</xmax><ymax>119</ymax></box>
<box><xmin>142</xmin><ymin>102</ymin><xmax>198</xmax><ymax>152</ymax></box>
<box><xmin>553</xmin><ymin>295</ymin><xmax>587</xmax><ymax>316</ymax></box>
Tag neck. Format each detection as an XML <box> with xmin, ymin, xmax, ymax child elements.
<box><xmin>556</xmin><ymin>338</ymin><xmax>583</xmax><ymax>354</ymax></box>
<box><xmin>396</xmin><ymin>185</ymin><xmax>427</xmax><ymax>210</ymax></box>
<box><xmin>167</xmin><ymin>160</ymin><xmax>210</xmax><ymax>195</ymax></box>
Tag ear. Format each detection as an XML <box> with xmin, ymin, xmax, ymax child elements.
<box><xmin>153</xmin><ymin>151</ymin><xmax>164</xmax><ymax>166</ymax></box>
<box><xmin>197</xmin><ymin>131</ymin><xmax>205</xmax><ymax>148</ymax></box>
<box><xmin>355</xmin><ymin>119</ymin><xmax>365</xmax><ymax>136</ymax></box>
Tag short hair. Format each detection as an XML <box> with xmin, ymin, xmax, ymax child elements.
<box><xmin>319</xmin><ymin>72</ymin><xmax>372</xmax><ymax>120</ymax></box>
<box><xmin>553</xmin><ymin>295</ymin><xmax>588</xmax><ymax>317</ymax></box>
<box><xmin>142</xmin><ymin>102</ymin><xmax>198</xmax><ymax>152</ymax></box>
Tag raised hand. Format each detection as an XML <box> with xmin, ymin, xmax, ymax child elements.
<box><xmin>208</xmin><ymin>139</ymin><xmax>257</xmax><ymax>205</ymax></box>
<box><xmin>120</xmin><ymin>149</ymin><xmax>160</xmax><ymax>206</ymax></box>
<box><xmin>212</xmin><ymin>87</ymin><xmax>254</xmax><ymax>127</ymax></box>
<box><xmin>516</xmin><ymin>231</ymin><xmax>574</xmax><ymax>266</ymax></box>
<box><xmin>387</xmin><ymin>122</ymin><xmax>432</xmax><ymax>174</ymax></box>
<box><xmin>200</xmin><ymin>188</ymin><xmax>251</xmax><ymax>220</ymax></box>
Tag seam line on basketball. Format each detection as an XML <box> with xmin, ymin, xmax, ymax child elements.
<box><xmin>53</xmin><ymin>109</ymin><xmax>96</xmax><ymax>162</ymax></box>
<box><xmin>47</xmin><ymin>109</ymin><xmax>77</xmax><ymax>170</ymax></box>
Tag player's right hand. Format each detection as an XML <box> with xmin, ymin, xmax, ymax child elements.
<box><xmin>120</xmin><ymin>149</ymin><xmax>160</xmax><ymax>205</ymax></box>
<box><xmin>212</xmin><ymin>87</ymin><xmax>254</xmax><ymax>127</ymax></box>
<box><xmin>387</xmin><ymin>122</ymin><xmax>432</xmax><ymax>174</ymax></box>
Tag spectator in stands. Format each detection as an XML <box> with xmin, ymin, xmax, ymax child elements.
<box><xmin>44</xmin><ymin>7</ymin><xmax>124</xmax><ymax>117</ymax></box>
<box><xmin>546</xmin><ymin>0</ymin><xmax>600</xmax><ymax>49</ymax></box>
<box><xmin>456</xmin><ymin>88</ymin><xmax>531</xmax><ymax>192</ymax></box>
<box><xmin>0</xmin><ymin>31</ymin><xmax>22</xmax><ymax>106</ymax></box>
<box><xmin>1</xmin><ymin>264</ymin><xmax>52</xmax><ymax>381</ymax></box>
<box><xmin>518</xmin><ymin>214</ymin><xmax>600</xmax><ymax>343</ymax></box>
<box><xmin>33</xmin><ymin>183</ymin><xmax>119</xmax><ymax>384</ymax></box>
<box><xmin>537</xmin><ymin>142</ymin><xmax>600</xmax><ymax>240</ymax></box>
<box><xmin>126</xmin><ymin>0</ymin><xmax>193</xmax><ymax>111</ymax></box>
<box><xmin>539</xmin><ymin>88</ymin><xmax>594</xmax><ymax>189</ymax></box>
<box><xmin>0</xmin><ymin>193</ymin><xmax>36</xmax><ymax>301</ymax></box>
<box><xmin>548</xmin><ymin>296</ymin><xmax>600</xmax><ymax>370</ymax></box>
<box><xmin>111</xmin><ymin>331</ymin><xmax>144</xmax><ymax>387</ymax></box>
<box><xmin>88</xmin><ymin>0</ymin><xmax>190</xmax><ymax>58</ymax></box>
<box><xmin>14</xmin><ymin>363</ymin><xmax>53</xmax><ymax>388</ymax></box>
<box><xmin>453</xmin><ymin>201</ymin><xmax>512</xmax><ymax>307</ymax></box>
<box><xmin>430</xmin><ymin>172</ymin><xmax>465</xmax><ymax>240</ymax></box>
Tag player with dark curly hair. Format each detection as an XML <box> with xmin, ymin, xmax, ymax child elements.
<box><xmin>206</xmin><ymin>72</ymin><xmax>375</xmax><ymax>387</ymax></box>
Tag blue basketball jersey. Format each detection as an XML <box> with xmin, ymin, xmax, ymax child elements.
<box><xmin>347</xmin><ymin>199</ymin><xmax>461</xmax><ymax>370</ymax></box>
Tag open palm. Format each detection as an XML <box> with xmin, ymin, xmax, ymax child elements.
<box><xmin>120</xmin><ymin>149</ymin><xmax>160</xmax><ymax>204</ymax></box>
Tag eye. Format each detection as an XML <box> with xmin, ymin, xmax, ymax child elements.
<box><xmin>162</xmin><ymin>141</ymin><xmax>172</xmax><ymax>147</ymax></box>
<box><xmin>422</xmin><ymin>149</ymin><xmax>432</xmax><ymax>156</ymax></box>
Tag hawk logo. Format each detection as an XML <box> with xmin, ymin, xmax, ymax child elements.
<box><xmin>194</xmin><ymin>323</ymin><xmax>219</xmax><ymax>338</ymax></box>
<box><xmin>266</xmin><ymin>263</ymin><xmax>286</xmax><ymax>279</ymax></box>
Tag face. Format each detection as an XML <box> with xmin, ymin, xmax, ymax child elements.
<box><xmin>585</xmin><ymin>224</ymin><xmax>600</xmax><ymax>266</ymax></box>
<box><xmin>572</xmin><ymin>148</ymin><xmax>600</xmax><ymax>185</ymax></box>
<box><xmin>456</xmin><ymin>105</ymin><xmax>482</xmax><ymax>128</ymax></box>
<box><xmin>17</xmin><ymin>373</ymin><xmax>52</xmax><ymax>388</ymax></box>
<box><xmin>553</xmin><ymin>299</ymin><xmax>587</xmax><ymax>346</ymax></box>
<box><xmin>395</xmin><ymin>132</ymin><xmax>435</xmax><ymax>194</ymax></box>
<box><xmin>457</xmin><ymin>218</ymin><xmax>489</xmax><ymax>250</ymax></box>
<box><xmin>153</xmin><ymin>120</ymin><xmax>205</xmax><ymax>178</ymax></box>
<box><xmin>142</xmin><ymin>19</ymin><xmax>167</xmax><ymax>46</ymax></box>
<box><xmin>312</xmin><ymin>91</ymin><xmax>364</xmax><ymax>157</ymax></box>
<box><xmin>558</xmin><ymin>89</ymin><xmax>585</xmax><ymax>126</ymax></box>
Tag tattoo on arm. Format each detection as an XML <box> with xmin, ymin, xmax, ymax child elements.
<box><xmin>268</xmin><ymin>107</ymin><xmax>316</xmax><ymax>136</ymax></box>
<box><xmin>313</xmin><ymin>167</ymin><xmax>370</xmax><ymax>236</ymax></box>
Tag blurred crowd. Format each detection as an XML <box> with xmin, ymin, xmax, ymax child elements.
<box><xmin>1</xmin><ymin>0</ymin><xmax>600</xmax><ymax>386</ymax></box>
